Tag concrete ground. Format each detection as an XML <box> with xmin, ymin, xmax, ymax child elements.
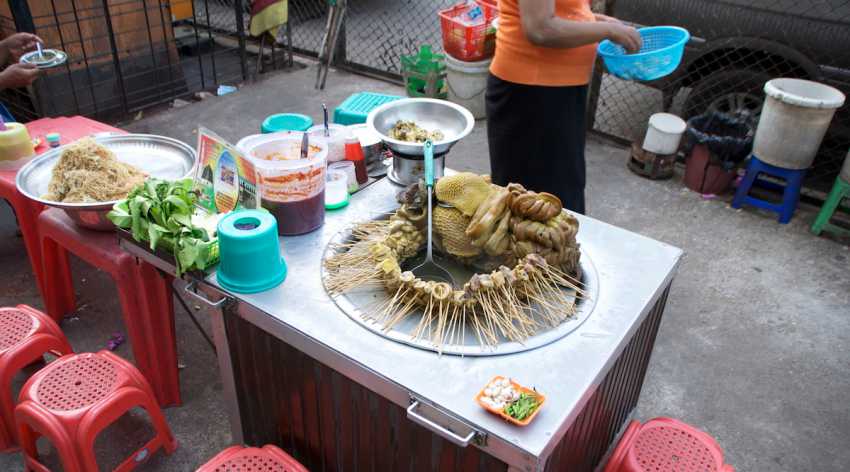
<box><xmin>1</xmin><ymin>62</ymin><xmax>849</xmax><ymax>471</ymax></box>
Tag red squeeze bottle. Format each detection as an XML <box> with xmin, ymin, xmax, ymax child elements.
<box><xmin>345</xmin><ymin>136</ymin><xmax>368</xmax><ymax>185</ymax></box>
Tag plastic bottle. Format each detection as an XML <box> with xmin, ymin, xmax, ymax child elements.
<box><xmin>344</xmin><ymin>136</ymin><xmax>368</xmax><ymax>184</ymax></box>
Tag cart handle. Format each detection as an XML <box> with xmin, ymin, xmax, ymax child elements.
<box><xmin>407</xmin><ymin>400</ymin><xmax>477</xmax><ymax>447</ymax></box>
<box><xmin>184</xmin><ymin>280</ymin><xmax>229</xmax><ymax>308</ymax></box>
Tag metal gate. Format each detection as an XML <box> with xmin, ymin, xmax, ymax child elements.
<box><xmin>0</xmin><ymin>0</ymin><xmax>253</xmax><ymax>123</ymax></box>
<box><xmin>589</xmin><ymin>0</ymin><xmax>850</xmax><ymax>191</ymax></box>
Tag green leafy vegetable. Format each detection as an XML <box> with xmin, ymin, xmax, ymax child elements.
<box><xmin>108</xmin><ymin>178</ymin><xmax>219</xmax><ymax>276</ymax></box>
<box><xmin>503</xmin><ymin>393</ymin><xmax>539</xmax><ymax>421</ymax></box>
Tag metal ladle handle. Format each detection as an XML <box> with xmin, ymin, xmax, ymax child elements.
<box><xmin>424</xmin><ymin>140</ymin><xmax>434</xmax><ymax>263</ymax></box>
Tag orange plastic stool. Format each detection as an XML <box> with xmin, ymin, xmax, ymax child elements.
<box><xmin>604</xmin><ymin>418</ymin><xmax>734</xmax><ymax>472</ymax></box>
<box><xmin>197</xmin><ymin>445</ymin><xmax>309</xmax><ymax>472</ymax></box>
<box><xmin>0</xmin><ymin>305</ymin><xmax>72</xmax><ymax>451</ymax></box>
<box><xmin>15</xmin><ymin>351</ymin><xmax>177</xmax><ymax>472</ymax></box>
<box><xmin>38</xmin><ymin>208</ymin><xmax>181</xmax><ymax>407</ymax></box>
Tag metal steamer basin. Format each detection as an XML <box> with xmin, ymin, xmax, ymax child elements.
<box><xmin>367</xmin><ymin>98</ymin><xmax>474</xmax><ymax>186</ymax></box>
<box><xmin>15</xmin><ymin>134</ymin><xmax>196</xmax><ymax>230</ymax></box>
<box><xmin>141</xmin><ymin>177</ymin><xmax>681</xmax><ymax>471</ymax></box>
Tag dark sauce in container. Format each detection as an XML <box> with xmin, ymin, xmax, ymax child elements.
<box><xmin>262</xmin><ymin>190</ymin><xmax>325</xmax><ymax>235</ymax></box>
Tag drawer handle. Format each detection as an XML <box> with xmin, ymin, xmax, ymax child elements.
<box><xmin>406</xmin><ymin>400</ymin><xmax>476</xmax><ymax>447</ymax></box>
<box><xmin>184</xmin><ymin>281</ymin><xmax>228</xmax><ymax>308</ymax></box>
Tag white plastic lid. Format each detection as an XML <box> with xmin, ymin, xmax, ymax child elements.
<box><xmin>764</xmin><ymin>78</ymin><xmax>845</xmax><ymax>109</ymax></box>
<box><xmin>648</xmin><ymin>113</ymin><xmax>687</xmax><ymax>134</ymax></box>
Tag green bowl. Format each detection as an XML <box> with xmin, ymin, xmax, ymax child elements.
<box><xmin>261</xmin><ymin>113</ymin><xmax>313</xmax><ymax>134</ymax></box>
<box><xmin>216</xmin><ymin>210</ymin><xmax>286</xmax><ymax>293</ymax></box>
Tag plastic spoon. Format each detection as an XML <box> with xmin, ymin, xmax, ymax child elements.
<box><xmin>411</xmin><ymin>140</ymin><xmax>455</xmax><ymax>287</ymax></box>
<box><xmin>36</xmin><ymin>41</ymin><xmax>43</xmax><ymax>59</ymax></box>
<box><xmin>322</xmin><ymin>103</ymin><xmax>329</xmax><ymax>137</ymax></box>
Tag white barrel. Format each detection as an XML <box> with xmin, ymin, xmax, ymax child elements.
<box><xmin>753</xmin><ymin>78</ymin><xmax>845</xmax><ymax>170</ymax></box>
<box><xmin>840</xmin><ymin>148</ymin><xmax>850</xmax><ymax>183</ymax></box>
<box><xmin>446</xmin><ymin>55</ymin><xmax>491</xmax><ymax>119</ymax></box>
<box><xmin>642</xmin><ymin>113</ymin><xmax>686</xmax><ymax>155</ymax></box>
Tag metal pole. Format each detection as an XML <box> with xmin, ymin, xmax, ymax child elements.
<box><xmin>234</xmin><ymin>0</ymin><xmax>248</xmax><ymax>81</ymax></box>
<box><xmin>100</xmin><ymin>0</ymin><xmax>130</xmax><ymax>114</ymax></box>
<box><xmin>7</xmin><ymin>0</ymin><xmax>35</xmax><ymax>33</ymax></box>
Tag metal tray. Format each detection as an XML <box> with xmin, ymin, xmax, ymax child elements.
<box><xmin>16</xmin><ymin>134</ymin><xmax>196</xmax><ymax>229</ymax></box>
<box><xmin>322</xmin><ymin>216</ymin><xmax>600</xmax><ymax>356</ymax></box>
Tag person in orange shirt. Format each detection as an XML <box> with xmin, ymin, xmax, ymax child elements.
<box><xmin>487</xmin><ymin>0</ymin><xmax>640</xmax><ymax>214</ymax></box>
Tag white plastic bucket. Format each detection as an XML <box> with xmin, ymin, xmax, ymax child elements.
<box><xmin>642</xmin><ymin>113</ymin><xmax>686</xmax><ymax>155</ymax></box>
<box><xmin>753</xmin><ymin>78</ymin><xmax>845</xmax><ymax>170</ymax></box>
<box><xmin>446</xmin><ymin>55</ymin><xmax>491</xmax><ymax>119</ymax></box>
<box><xmin>309</xmin><ymin>124</ymin><xmax>350</xmax><ymax>163</ymax></box>
<box><xmin>840</xmin><ymin>148</ymin><xmax>850</xmax><ymax>183</ymax></box>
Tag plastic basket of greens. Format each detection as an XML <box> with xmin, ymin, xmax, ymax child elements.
<box><xmin>108</xmin><ymin>178</ymin><xmax>222</xmax><ymax>276</ymax></box>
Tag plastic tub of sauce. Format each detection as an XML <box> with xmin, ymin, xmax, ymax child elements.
<box><xmin>246</xmin><ymin>134</ymin><xmax>329</xmax><ymax>235</ymax></box>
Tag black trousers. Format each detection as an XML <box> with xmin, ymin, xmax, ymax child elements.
<box><xmin>485</xmin><ymin>74</ymin><xmax>588</xmax><ymax>214</ymax></box>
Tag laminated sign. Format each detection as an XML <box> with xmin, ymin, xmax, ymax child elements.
<box><xmin>195</xmin><ymin>127</ymin><xmax>260</xmax><ymax>213</ymax></box>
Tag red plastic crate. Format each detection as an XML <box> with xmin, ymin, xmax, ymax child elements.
<box><xmin>439</xmin><ymin>3</ymin><xmax>498</xmax><ymax>62</ymax></box>
<box><xmin>476</xmin><ymin>0</ymin><xmax>499</xmax><ymax>13</ymax></box>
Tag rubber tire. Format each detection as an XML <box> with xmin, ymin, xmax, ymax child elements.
<box><xmin>683</xmin><ymin>69</ymin><xmax>773</xmax><ymax>120</ymax></box>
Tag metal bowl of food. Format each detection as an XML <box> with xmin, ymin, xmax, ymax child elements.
<box><xmin>366</xmin><ymin>98</ymin><xmax>474</xmax><ymax>156</ymax></box>
<box><xmin>16</xmin><ymin>134</ymin><xmax>196</xmax><ymax>230</ymax></box>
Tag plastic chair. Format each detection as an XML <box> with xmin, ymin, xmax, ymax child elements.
<box><xmin>0</xmin><ymin>117</ymin><xmax>122</xmax><ymax>306</ymax></box>
<box><xmin>15</xmin><ymin>351</ymin><xmax>176</xmax><ymax>472</ymax></box>
<box><xmin>0</xmin><ymin>305</ymin><xmax>73</xmax><ymax>451</ymax></box>
<box><xmin>197</xmin><ymin>445</ymin><xmax>309</xmax><ymax>472</ymax></box>
<box><xmin>604</xmin><ymin>418</ymin><xmax>734</xmax><ymax>472</ymax></box>
<box><xmin>38</xmin><ymin>208</ymin><xmax>181</xmax><ymax>406</ymax></box>
<box><xmin>731</xmin><ymin>155</ymin><xmax>806</xmax><ymax>224</ymax></box>
<box><xmin>811</xmin><ymin>176</ymin><xmax>850</xmax><ymax>237</ymax></box>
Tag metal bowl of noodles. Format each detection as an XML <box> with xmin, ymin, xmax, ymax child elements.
<box><xmin>16</xmin><ymin>134</ymin><xmax>196</xmax><ymax>230</ymax></box>
<box><xmin>366</xmin><ymin>98</ymin><xmax>474</xmax><ymax>156</ymax></box>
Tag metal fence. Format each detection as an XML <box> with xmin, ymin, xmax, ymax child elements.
<box><xmin>590</xmin><ymin>0</ymin><xmax>850</xmax><ymax>192</ymax></box>
<box><xmin>2</xmin><ymin>0</ymin><xmax>848</xmax><ymax>189</ymax></box>
<box><xmin>0</xmin><ymin>0</ymin><xmax>253</xmax><ymax>123</ymax></box>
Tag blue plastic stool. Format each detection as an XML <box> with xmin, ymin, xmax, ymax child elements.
<box><xmin>333</xmin><ymin>92</ymin><xmax>402</xmax><ymax>125</ymax></box>
<box><xmin>732</xmin><ymin>156</ymin><xmax>806</xmax><ymax>224</ymax></box>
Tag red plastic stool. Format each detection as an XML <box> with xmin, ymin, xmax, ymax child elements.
<box><xmin>197</xmin><ymin>445</ymin><xmax>309</xmax><ymax>472</ymax></box>
<box><xmin>0</xmin><ymin>305</ymin><xmax>73</xmax><ymax>451</ymax></box>
<box><xmin>39</xmin><ymin>208</ymin><xmax>180</xmax><ymax>406</ymax></box>
<box><xmin>0</xmin><ymin>117</ymin><xmax>123</xmax><ymax>305</ymax></box>
<box><xmin>604</xmin><ymin>418</ymin><xmax>734</xmax><ymax>472</ymax></box>
<box><xmin>15</xmin><ymin>351</ymin><xmax>177</xmax><ymax>472</ymax></box>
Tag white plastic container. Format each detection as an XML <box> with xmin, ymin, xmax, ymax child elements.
<box><xmin>329</xmin><ymin>160</ymin><xmax>358</xmax><ymax>193</ymax></box>
<box><xmin>840</xmin><ymin>148</ymin><xmax>850</xmax><ymax>183</ymax></box>
<box><xmin>325</xmin><ymin>169</ymin><xmax>349</xmax><ymax>208</ymax></box>
<box><xmin>446</xmin><ymin>55</ymin><xmax>491</xmax><ymax>119</ymax></box>
<box><xmin>753</xmin><ymin>78</ymin><xmax>845</xmax><ymax>170</ymax></box>
<box><xmin>242</xmin><ymin>134</ymin><xmax>329</xmax><ymax>235</ymax></box>
<box><xmin>308</xmin><ymin>124</ymin><xmax>350</xmax><ymax>163</ymax></box>
<box><xmin>642</xmin><ymin>113</ymin><xmax>686</xmax><ymax>155</ymax></box>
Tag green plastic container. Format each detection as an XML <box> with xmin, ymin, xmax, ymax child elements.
<box><xmin>401</xmin><ymin>45</ymin><xmax>448</xmax><ymax>99</ymax></box>
<box><xmin>333</xmin><ymin>92</ymin><xmax>403</xmax><ymax>125</ymax></box>
<box><xmin>261</xmin><ymin>113</ymin><xmax>313</xmax><ymax>134</ymax></box>
<box><xmin>216</xmin><ymin>210</ymin><xmax>287</xmax><ymax>293</ymax></box>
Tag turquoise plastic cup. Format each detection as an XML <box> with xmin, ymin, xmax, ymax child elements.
<box><xmin>261</xmin><ymin>113</ymin><xmax>313</xmax><ymax>134</ymax></box>
<box><xmin>216</xmin><ymin>210</ymin><xmax>287</xmax><ymax>293</ymax></box>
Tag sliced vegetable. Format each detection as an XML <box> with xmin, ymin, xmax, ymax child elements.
<box><xmin>108</xmin><ymin>178</ymin><xmax>219</xmax><ymax>276</ymax></box>
<box><xmin>503</xmin><ymin>393</ymin><xmax>540</xmax><ymax>421</ymax></box>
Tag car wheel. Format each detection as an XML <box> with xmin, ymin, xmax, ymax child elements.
<box><xmin>684</xmin><ymin>69</ymin><xmax>773</xmax><ymax>123</ymax></box>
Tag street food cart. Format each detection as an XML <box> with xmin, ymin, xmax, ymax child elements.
<box><xmin>125</xmin><ymin>176</ymin><xmax>681</xmax><ymax>471</ymax></box>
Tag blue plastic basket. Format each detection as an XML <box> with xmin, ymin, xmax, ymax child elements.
<box><xmin>597</xmin><ymin>26</ymin><xmax>690</xmax><ymax>81</ymax></box>
<box><xmin>333</xmin><ymin>92</ymin><xmax>402</xmax><ymax>125</ymax></box>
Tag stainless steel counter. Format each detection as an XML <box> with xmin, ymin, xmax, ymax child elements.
<box><xmin>192</xmin><ymin>177</ymin><xmax>683</xmax><ymax>470</ymax></box>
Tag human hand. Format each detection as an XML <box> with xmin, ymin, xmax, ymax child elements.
<box><xmin>594</xmin><ymin>14</ymin><xmax>622</xmax><ymax>24</ymax></box>
<box><xmin>605</xmin><ymin>23</ymin><xmax>642</xmax><ymax>53</ymax></box>
<box><xmin>0</xmin><ymin>63</ymin><xmax>42</xmax><ymax>88</ymax></box>
<box><xmin>1</xmin><ymin>33</ymin><xmax>43</xmax><ymax>61</ymax></box>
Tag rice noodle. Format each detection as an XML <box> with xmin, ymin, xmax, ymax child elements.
<box><xmin>44</xmin><ymin>138</ymin><xmax>147</xmax><ymax>203</ymax></box>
